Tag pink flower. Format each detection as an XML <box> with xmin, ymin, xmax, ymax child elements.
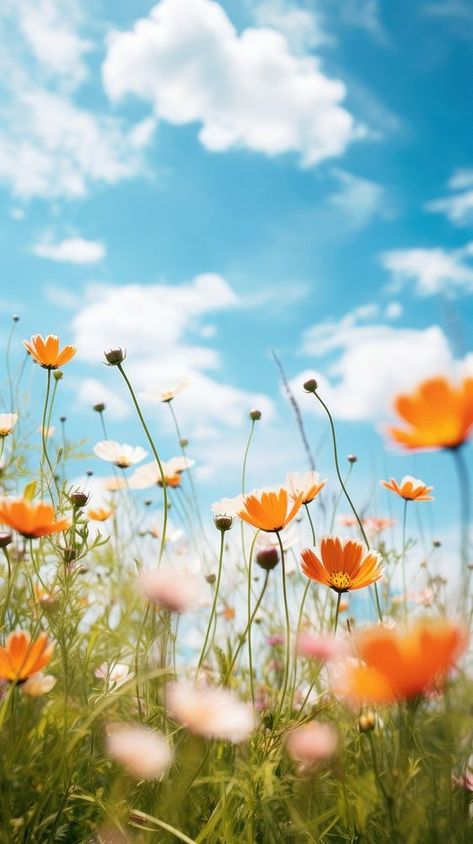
<box><xmin>139</xmin><ymin>567</ymin><xmax>208</xmax><ymax>613</ymax></box>
<box><xmin>296</xmin><ymin>632</ymin><xmax>346</xmax><ymax>662</ymax></box>
<box><xmin>166</xmin><ymin>682</ymin><xmax>255</xmax><ymax>743</ymax></box>
<box><xmin>286</xmin><ymin>721</ymin><xmax>338</xmax><ymax>772</ymax></box>
<box><xmin>267</xmin><ymin>634</ymin><xmax>285</xmax><ymax>647</ymax></box>
<box><xmin>106</xmin><ymin>723</ymin><xmax>173</xmax><ymax>780</ymax></box>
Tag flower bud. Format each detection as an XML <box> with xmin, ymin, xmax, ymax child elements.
<box><xmin>104</xmin><ymin>348</ymin><xmax>126</xmax><ymax>365</ymax></box>
<box><xmin>70</xmin><ymin>490</ymin><xmax>89</xmax><ymax>509</ymax></box>
<box><xmin>432</xmin><ymin>539</ymin><xmax>441</xmax><ymax>548</ymax></box>
<box><xmin>0</xmin><ymin>531</ymin><xmax>13</xmax><ymax>548</ymax></box>
<box><xmin>256</xmin><ymin>546</ymin><xmax>279</xmax><ymax>571</ymax></box>
<box><xmin>213</xmin><ymin>514</ymin><xmax>233</xmax><ymax>532</ymax></box>
<box><xmin>63</xmin><ymin>547</ymin><xmax>77</xmax><ymax>564</ymax></box>
<box><xmin>59</xmin><ymin>416</ymin><xmax>66</xmax><ymax>423</ymax></box>
<box><xmin>249</xmin><ymin>409</ymin><xmax>262</xmax><ymax>421</ymax></box>
<box><xmin>179</xmin><ymin>437</ymin><xmax>189</xmax><ymax>448</ymax></box>
<box><xmin>12</xmin><ymin>314</ymin><xmax>20</xmax><ymax>322</ymax></box>
<box><xmin>347</xmin><ymin>454</ymin><xmax>357</xmax><ymax>464</ymax></box>
<box><xmin>359</xmin><ymin>710</ymin><xmax>377</xmax><ymax>733</ymax></box>
<box><xmin>53</xmin><ymin>370</ymin><xmax>63</xmax><ymax>381</ymax></box>
<box><xmin>303</xmin><ymin>379</ymin><xmax>318</xmax><ymax>393</ymax></box>
<box><xmin>206</xmin><ymin>573</ymin><xmax>216</xmax><ymax>585</ymax></box>
<box><xmin>93</xmin><ymin>402</ymin><xmax>106</xmax><ymax>413</ymax></box>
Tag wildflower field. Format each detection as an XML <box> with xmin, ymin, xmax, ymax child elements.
<box><xmin>0</xmin><ymin>327</ymin><xmax>471</xmax><ymax>844</ymax></box>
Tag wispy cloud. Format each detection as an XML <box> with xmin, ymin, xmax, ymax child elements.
<box><xmin>32</xmin><ymin>234</ymin><xmax>106</xmax><ymax>264</ymax></box>
<box><xmin>425</xmin><ymin>169</ymin><xmax>473</xmax><ymax>226</ymax></box>
<box><xmin>381</xmin><ymin>243</ymin><xmax>473</xmax><ymax>296</ymax></box>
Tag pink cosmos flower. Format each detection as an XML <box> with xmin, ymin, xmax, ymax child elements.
<box><xmin>139</xmin><ymin>567</ymin><xmax>208</xmax><ymax>613</ymax></box>
<box><xmin>296</xmin><ymin>632</ymin><xmax>347</xmax><ymax>662</ymax></box>
<box><xmin>166</xmin><ymin>682</ymin><xmax>255</xmax><ymax>743</ymax></box>
<box><xmin>105</xmin><ymin>723</ymin><xmax>173</xmax><ymax>780</ymax></box>
<box><xmin>286</xmin><ymin>721</ymin><xmax>338</xmax><ymax>772</ymax></box>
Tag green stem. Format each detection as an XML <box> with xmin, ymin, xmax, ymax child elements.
<box><xmin>116</xmin><ymin>363</ymin><xmax>168</xmax><ymax>563</ymax></box>
<box><xmin>40</xmin><ymin>369</ymin><xmax>55</xmax><ymax>502</ymax></box>
<box><xmin>333</xmin><ymin>591</ymin><xmax>342</xmax><ymax>634</ymax></box>
<box><xmin>224</xmin><ymin>570</ymin><xmax>269</xmax><ymax>684</ymax></box>
<box><xmin>304</xmin><ymin>502</ymin><xmax>316</xmax><ymax>546</ymax></box>
<box><xmin>401</xmin><ymin>499</ymin><xmax>408</xmax><ymax>624</ymax></box>
<box><xmin>273</xmin><ymin>531</ymin><xmax>291</xmax><ymax>727</ymax></box>
<box><xmin>450</xmin><ymin>446</ymin><xmax>471</xmax><ymax>606</ymax></box>
<box><xmin>329</xmin><ymin>464</ymin><xmax>353</xmax><ymax>533</ymax></box>
<box><xmin>168</xmin><ymin>401</ymin><xmax>208</xmax><ymax>544</ymax></box>
<box><xmin>196</xmin><ymin>529</ymin><xmax>226</xmax><ymax>673</ymax></box>
<box><xmin>240</xmin><ymin>419</ymin><xmax>256</xmax><ymax>567</ymax></box>
<box><xmin>309</xmin><ymin>389</ymin><xmax>383</xmax><ymax>622</ymax></box>
<box><xmin>5</xmin><ymin>318</ymin><xmax>17</xmax><ymax>414</ymax></box>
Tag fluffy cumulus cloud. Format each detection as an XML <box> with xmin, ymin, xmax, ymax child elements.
<box><xmin>0</xmin><ymin>1</ymin><xmax>153</xmax><ymax>200</ymax></box>
<box><xmin>425</xmin><ymin>169</ymin><xmax>473</xmax><ymax>226</ymax></box>
<box><xmin>102</xmin><ymin>0</ymin><xmax>365</xmax><ymax>167</ymax></box>
<box><xmin>69</xmin><ymin>276</ymin><xmax>274</xmax><ymax>460</ymax></box>
<box><xmin>32</xmin><ymin>234</ymin><xmax>106</xmax><ymax>264</ymax></box>
<box><xmin>291</xmin><ymin>304</ymin><xmax>473</xmax><ymax>422</ymax></box>
<box><xmin>381</xmin><ymin>243</ymin><xmax>473</xmax><ymax>296</ymax></box>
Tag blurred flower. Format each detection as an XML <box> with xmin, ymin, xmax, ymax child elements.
<box><xmin>103</xmin><ymin>476</ymin><xmax>127</xmax><ymax>492</ymax></box>
<box><xmin>95</xmin><ymin>662</ymin><xmax>133</xmax><ymax>688</ymax></box>
<box><xmin>267</xmin><ymin>634</ymin><xmax>285</xmax><ymax>646</ymax></box>
<box><xmin>34</xmin><ymin>584</ymin><xmax>61</xmax><ymax>610</ymax></box>
<box><xmin>93</xmin><ymin>440</ymin><xmax>147</xmax><ymax>468</ymax></box>
<box><xmin>381</xmin><ymin>475</ymin><xmax>434</xmax><ymax>501</ymax></box>
<box><xmin>0</xmin><ymin>413</ymin><xmax>18</xmax><ymax>438</ymax></box>
<box><xmin>342</xmin><ymin>619</ymin><xmax>467</xmax><ymax>704</ymax></box>
<box><xmin>38</xmin><ymin>425</ymin><xmax>56</xmax><ymax>438</ymax></box>
<box><xmin>0</xmin><ymin>497</ymin><xmax>70</xmax><ymax>538</ymax></box>
<box><xmin>453</xmin><ymin>768</ymin><xmax>473</xmax><ymax>792</ymax></box>
<box><xmin>88</xmin><ymin>507</ymin><xmax>113</xmax><ymax>522</ymax></box>
<box><xmin>286</xmin><ymin>471</ymin><xmax>326</xmax><ymax>504</ymax></box>
<box><xmin>211</xmin><ymin>495</ymin><xmax>244</xmax><ymax>518</ymax></box>
<box><xmin>338</xmin><ymin>514</ymin><xmax>395</xmax><ymax>534</ymax></box>
<box><xmin>286</xmin><ymin>721</ymin><xmax>338</xmax><ymax>772</ymax></box>
<box><xmin>141</xmin><ymin>379</ymin><xmax>189</xmax><ymax>403</ymax></box>
<box><xmin>23</xmin><ymin>334</ymin><xmax>76</xmax><ymax>369</ymax></box>
<box><xmin>21</xmin><ymin>673</ymin><xmax>56</xmax><ymax>697</ymax></box>
<box><xmin>388</xmin><ymin>376</ymin><xmax>473</xmax><ymax>450</ymax></box>
<box><xmin>296</xmin><ymin>632</ymin><xmax>346</xmax><ymax>662</ymax></box>
<box><xmin>238</xmin><ymin>487</ymin><xmax>303</xmax><ymax>533</ymax></box>
<box><xmin>139</xmin><ymin>567</ymin><xmax>208</xmax><ymax>613</ymax></box>
<box><xmin>301</xmin><ymin>537</ymin><xmax>383</xmax><ymax>593</ymax></box>
<box><xmin>0</xmin><ymin>630</ymin><xmax>54</xmax><ymax>682</ymax></box>
<box><xmin>129</xmin><ymin>457</ymin><xmax>194</xmax><ymax>490</ymax></box>
<box><xmin>106</xmin><ymin>723</ymin><xmax>173</xmax><ymax>780</ymax></box>
<box><xmin>166</xmin><ymin>682</ymin><xmax>255</xmax><ymax>743</ymax></box>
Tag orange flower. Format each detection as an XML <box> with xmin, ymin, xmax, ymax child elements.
<box><xmin>0</xmin><ymin>630</ymin><xmax>54</xmax><ymax>682</ymax></box>
<box><xmin>344</xmin><ymin>620</ymin><xmax>467</xmax><ymax>704</ymax></box>
<box><xmin>87</xmin><ymin>507</ymin><xmax>113</xmax><ymax>522</ymax></box>
<box><xmin>23</xmin><ymin>334</ymin><xmax>76</xmax><ymax>369</ymax></box>
<box><xmin>381</xmin><ymin>475</ymin><xmax>434</xmax><ymax>501</ymax></box>
<box><xmin>0</xmin><ymin>497</ymin><xmax>70</xmax><ymax>538</ymax></box>
<box><xmin>238</xmin><ymin>487</ymin><xmax>303</xmax><ymax>532</ymax></box>
<box><xmin>388</xmin><ymin>376</ymin><xmax>473</xmax><ymax>451</ymax></box>
<box><xmin>301</xmin><ymin>537</ymin><xmax>383</xmax><ymax>593</ymax></box>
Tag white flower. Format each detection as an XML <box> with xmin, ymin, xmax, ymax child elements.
<box><xmin>129</xmin><ymin>457</ymin><xmax>194</xmax><ymax>489</ymax></box>
<box><xmin>93</xmin><ymin>440</ymin><xmax>147</xmax><ymax>468</ymax></box>
<box><xmin>141</xmin><ymin>379</ymin><xmax>189</xmax><ymax>403</ymax></box>
<box><xmin>106</xmin><ymin>723</ymin><xmax>173</xmax><ymax>780</ymax></box>
<box><xmin>95</xmin><ymin>662</ymin><xmax>133</xmax><ymax>688</ymax></box>
<box><xmin>21</xmin><ymin>673</ymin><xmax>56</xmax><ymax>697</ymax></box>
<box><xmin>38</xmin><ymin>425</ymin><xmax>56</xmax><ymax>438</ymax></box>
<box><xmin>166</xmin><ymin>682</ymin><xmax>255</xmax><ymax>743</ymax></box>
<box><xmin>286</xmin><ymin>471</ymin><xmax>326</xmax><ymax>504</ymax></box>
<box><xmin>139</xmin><ymin>566</ymin><xmax>209</xmax><ymax>613</ymax></box>
<box><xmin>0</xmin><ymin>413</ymin><xmax>18</xmax><ymax>437</ymax></box>
<box><xmin>211</xmin><ymin>494</ymin><xmax>244</xmax><ymax>518</ymax></box>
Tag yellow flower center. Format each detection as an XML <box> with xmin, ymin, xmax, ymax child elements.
<box><xmin>329</xmin><ymin>571</ymin><xmax>352</xmax><ymax>592</ymax></box>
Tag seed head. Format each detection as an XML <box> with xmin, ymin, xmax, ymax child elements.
<box><xmin>256</xmin><ymin>546</ymin><xmax>279</xmax><ymax>571</ymax></box>
<box><xmin>213</xmin><ymin>514</ymin><xmax>233</xmax><ymax>532</ymax></box>
<box><xmin>347</xmin><ymin>454</ymin><xmax>358</xmax><ymax>464</ymax></box>
<box><xmin>104</xmin><ymin>348</ymin><xmax>126</xmax><ymax>366</ymax></box>
<box><xmin>70</xmin><ymin>490</ymin><xmax>89</xmax><ymax>509</ymax></box>
<box><xmin>303</xmin><ymin>378</ymin><xmax>318</xmax><ymax>393</ymax></box>
<box><xmin>93</xmin><ymin>402</ymin><xmax>106</xmax><ymax>413</ymax></box>
<box><xmin>249</xmin><ymin>409</ymin><xmax>262</xmax><ymax>421</ymax></box>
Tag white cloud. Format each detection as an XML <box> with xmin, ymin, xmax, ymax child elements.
<box><xmin>69</xmin><ymin>275</ymin><xmax>275</xmax><ymax>444</ymax></box>
<box><xmin>32</xmin><ymin>234</ymin><xmax>106</xmax><ymax>264</ymax></box>
<box><xmin>425</xmin><ymin>169</ymin><xmax>473</xmax><ymax>226</ymax></box>
<box><xmin>74</xmin><ymin>378</ymin><xmax>130</xmax><ymax>420</ymax></box>
<box><xmin>252</xmin><ymin>0</ymin><xmax>332</xmax><ymax>51</ymax></box>
<box><xmin>329</xmin><ymin>168</ymin><xmax>386</xmax><ymax>229</ymax></box>
<box><xmin>102</xmin><ymin>0</ymin><xmax>365</xmax><ymax>167</ymax></box>
<box><xmin>381</xmin><ymin>243</ymin><xmax>473</xmax><ymax>296</ymax></box>
<box><xmin>292</xmin><ymin>305</ymin><xmax>473</xmax><ymax>421</ymax></box>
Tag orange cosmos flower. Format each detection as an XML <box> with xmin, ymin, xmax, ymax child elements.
<box><xmin>286</xmin><ymin>471</ymin><xmax>326</xmax><ymax>505</ymax></box>
<box><xmin>0</xmin><ymin>497</ymin><xmax>70</xmax><ymax>538</ymax></box>
<box><xmin>238</xmin><ymin>487</ymin><xmax>304</xmax><ymax>532</ymax></box>
<box><xmin>23</xmin><ymin>334</ymin><xmax>76</xmax><ymax>369</ymax></box>
<box><xmin>301</xmin><ymin>537</ymin><xmax>383</xmax><ymax>594</ymax></box>
<box><xmin>87</xmin><ymin>507</ymin><xmax>113</xmax><ymax>522</ymax></box>
<box><xmin>381</xmin><ymin>475</ymin><xmax>434</xmax><ymax>501</ymax></box>
<box><xmin>0</xmin><ymin>630</ymin><xmax>54</xmax><ymax>682</ymax></box>
<box><xmin>388</xmin><ymin>376</ymin><xmax>473</xmax><ymax>451</ymax></box>
<box><xmin>344</xmin><ymin>619</ymin><xmax>467</xmax><ymax>704</ymax></box>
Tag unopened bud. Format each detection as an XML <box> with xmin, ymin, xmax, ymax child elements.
<box><xmin>303</xmin><ymin>378</ymin><xmax>318</xmax><ymax>393</ymax></box>
<box><xmin>86</xmin><ymin>470</ymin><xmax>94</xmax><ymax>477</ymax></box>
<box><xmin>70</xmin><ymin>490</ymin><xmax>89</xmax><ymax>509</ymax></box>
<box><xmin>12</xmin><ymin>314</ymin><xmax>20</xmax><ymax>322</ymax></box>
<box><xmin>432</xmin><ymin>539</ymin><xmax>441</xmax><ymax>548</ymax></box>
<box><xmin>249</xmin><ymin>409</ymin><xmax>262</xmax><ymax>421</ymax></box>
<box><xmin>206</xmin><ymin>573</ymin><xmax>216</xmax><ymax>585</ymax></box>
<box><xmin>104</xmin><ymin>348</ymin><xmax>126</xmax><ymax>365</ymax></box>
<box><xmin>0</xmin><ymin>531</ymin><xmax>13</xmax><ymax>548</ymax></box>
<box><xmin>179</xmin><ymin>437</ymin><xmax>189</xmax><ymax>448</ymax></box>
<box><xmin>347</xmin><ymin>454</ymin><xmax>357</xmax><ymax>464</ymax></box>
<box><xmin>93</xmin><ymin>402</ymin><xmax>106</xmax><ymax>413</ymax></box>
<box><xmin>359</xmin><ymin>711</ymin><xmax>377</xmax><ymax>733</ymax></box>
<box><xmin>59</xmin><ymin>416</ymin><xmax>66</xmax><ymax>423</ymax></box>
<box><xmin>63</xmin><ymin>547</ymin><xmax>77</xmax><ymax>564</ymax></box>
<box><xmin>144</xmin><ymin>499</ymin><xmax>152</xmax><ymax>507</ymax></box>
<box><xmin>53</xmin><ymin>370</ymin><xmax>63</xmax><ymax>381</ymax></box>
<box><xmin>213</xmin><ymin>514</ymin><xmax>233</xmax><ymax>532</ymax></box>
<box><xmin>256</xmin><ymin>546</ymin><xmax>279</xmax><ymax>571</ymax></box>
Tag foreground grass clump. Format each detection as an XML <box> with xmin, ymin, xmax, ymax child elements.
<box><xmin>0</xmin><ymin>329</ymin><xmax>471</xmax><ymax>843</ymax></box>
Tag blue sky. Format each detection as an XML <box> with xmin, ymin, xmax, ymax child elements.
<box><xmin>0</xmin><ymin>0</ymin><xmax>472</xmax><ymax>546</ymax></box>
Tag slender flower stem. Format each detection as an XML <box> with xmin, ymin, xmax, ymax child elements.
<box><xmin>246</xmin><ymin>530</ymin><xmax>259</xmax><ymax>706</ymax></box>
<box><xmin>273</xmin><ymin>530</ymin><xmax>292</xmax><ymax>727</ymax></box>
<box><xmin>309</xmin><ymin>389</ymin><xmax>383</xmax><ymax>622</ymax></box>
<box><xmin>450</xmin><ymin>446</ymin><xmax>471</xmax><ymax>592</ymax></box>
<box><xmin>304</xmin><ymin>502</ymin><xmax>316</xmax><ymax>546</ymax></box>
<box><xmin>168</xmin><ymin>401</ymin><xmax>208</xmax><ymax>544</ymax></box>
<box><xmin>289</xmin><ymin>503</ymin><xmax>316</xmax><ymax>707</ymax></box>
<box><xmin>224</xmin><ymin>570</ymin><xmax>269</xmax><ymax>684</ymax></box>
<box><xmin>116</xmin><ymin>363</ymin><xmax>168</xmax><ymax>563</ymax></box>
<box><xmin>401</xmin><ymin>499</ymin><xmax>408</xmax><ymax>624</ymax></box>
<box><xmin>196</xmin><ymin>529</ymin><xmax>226</xmax><ymax>673</ymax></box>
<box><xmin>5</xmin><ymin>318</ymin><xmax>17</xmax><ymax>413</ymax></box>
<box><xmin>329</xmin><ymin>464</ymin><xmax>354</xmax><ymax>533</ymax></box>
<box><xmin>241</xmin><ymin>418</ymin><xmax>256</xmax><ymax>566</ymax></box>
<box><xmin>333</xmin><ymin>591</ymin><xmax>342</xmax><ymax>634</ymax></box>
<box><xmin>40</xmin><ymin>369</ymin><xmax>56</xmax><ymax>503</ymax></box>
